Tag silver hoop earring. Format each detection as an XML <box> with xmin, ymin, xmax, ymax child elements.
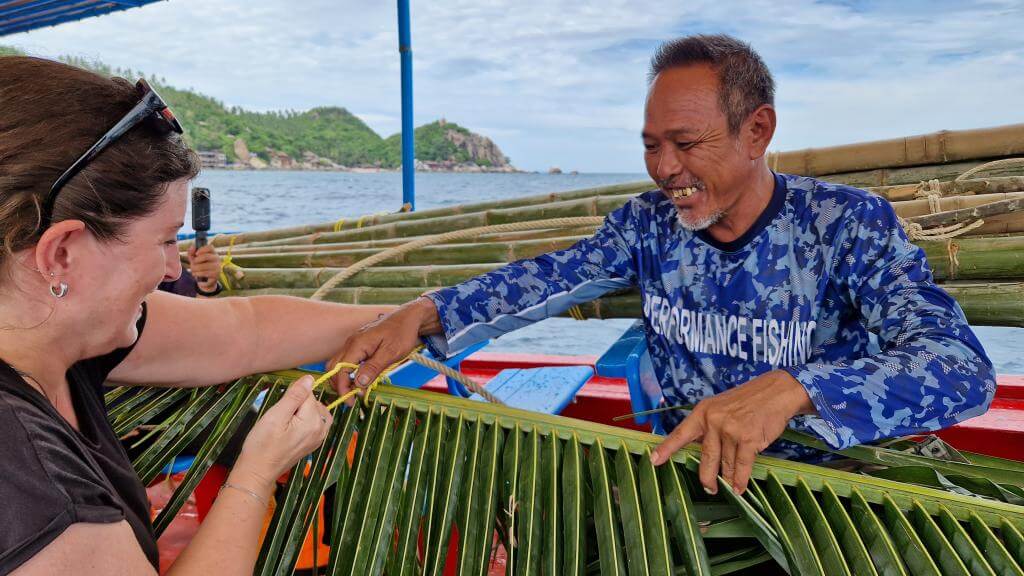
<box><xmin>50</xmin><ymin>282</ymin><xmax>69</xmax><ymax>299</ymax></box>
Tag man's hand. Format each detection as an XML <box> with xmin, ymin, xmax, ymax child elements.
<box><xmin>650</xmin><ymin>370</ymin><xmax>814</xmax><ymax>495</ymax></box>
<box><xmin>328</xmin><ymin>297</ymin><xmax>442</xmax><ymax>399</ymax></box>
<box><xmin>187</xmin><ymin>244</ymin><xmax>222</xmax><ymax>293</ymax></box>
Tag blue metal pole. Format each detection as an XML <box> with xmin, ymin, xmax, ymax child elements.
<box><xmin>398</xmin><ymin>0</ymin><xmax>415</xmax><ymax>210</ymax></box>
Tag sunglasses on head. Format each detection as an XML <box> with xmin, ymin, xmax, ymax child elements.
<box><xmin>39</xmin><ymin>78</ymin><xmax>183</xmax><ymax>231</ymax></box>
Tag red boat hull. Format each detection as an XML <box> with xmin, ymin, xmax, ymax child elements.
<box><xmin>422</xmin><ymin>352</ymin><xmax>1024</xmax><ymax>461</ymax></box>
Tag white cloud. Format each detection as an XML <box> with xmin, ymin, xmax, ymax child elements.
<box><xmin>5</xmin><ymin>0</ymin><xmax>1022</xmax><ymax>172</ymax></box>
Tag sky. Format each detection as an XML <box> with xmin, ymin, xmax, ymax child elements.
<box><xmin>5</xmin><ymin>0</ymin><xmax>1023</xmax><ymax>173</ymax></box>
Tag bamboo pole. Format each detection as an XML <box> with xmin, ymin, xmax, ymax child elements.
<box><xmin>816</xmin><ymin>159</ymin><xmax>1024</xmax><ymax>188</ymax></box>
<box><xmin>768</xmin><ymin>124</ymin><xmax>1024</xmax><ymax>176</ymax></box>
<box><xmin>894</xmin><ymin>194</ymin><xmax>1024</xmax><ymax>236</ymax></box>
<box><xmin>226</xmin><ymin>235</ymin><xmax>588</xmax><ymax>268</ymax></box>
<box><xmin>224</xmin><ymin>286</ymin><xmax>428</xmax><ymax>304</ymax></box>
<box><xmin>231</xmin><ymin>193</ymin><xmax>634</xmax><ymax>248</ymax></box>
<box><xmin>224</xmin><ymin>287</ymin><xmax>642</xmax><ymax>319</ymax></box>
<box><xmin>222</xmin><ymin>233</ymin><xmax>1024</xmax><ymax>282</ymax></box>
<box><xmin>192</xmin><ymin>180</ymin><xmax>652</xmax><ymax>248</ymax></box>
<box><xmin>941</xmin><ymin>282</ymin><xmax>1024</xmax><ymax>327</ymax></box>
<box><xmin>891</xmin><ymin>191</ymin><xmax>1024</xmax><ymax>217</ymax></box>
<box><xmin>187</xmin><ymin>168</ymin><xmax>1023</xmax><ymax>255</ymax></box>
<box><xmin>210</xmin><ymin>186</ymin><xmax>1022</xmax><ymax>256</ymax></box>
<box><xmin>961</xmin><ymin>212</ymin><xmax>1024</xmax><ymax>236</ymax></box>
<box><xmin>213</xmin><ymin>191</ymin><xmax>1022</xmax><ymax>259</ymax></box>
<box><xmin>919</xmin><ymin>236</ymin><xmax>1024</xmax><ymax>281</ymax></box>
<box><xmin>225</xmin><ymin>225</ymin><xmax>598</xmax><ymax>253</ymax></box>
<box><xmin>185</xmin><ymin>125</ymin><xmax>1024</xmax><ymax>249</ymax></box>
<box><xmin>906</xmin><ymin>198</ymin><xmax>1024</xmax><ymax>229</ymax></box>
<box><xmin>223</xmin><ymin>285</ymin><xmax>1024</xmax><ymax>327</ymax></box>
<box><xmin>869</xmin><ymin>176</ymin><xmax>1024</xmax><ymax>202</ymax></box>
<box><xmin>225</xmin><ymin>264</ymin><xmax>502</xmax><ymax>290</ymax></box>
<box><xmin>194</xmin><ymin>180</ymin><xmax>1024</xmax><ymax>259</ymax></box>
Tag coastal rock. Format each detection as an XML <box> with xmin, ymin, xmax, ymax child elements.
<box><xmin>548</xmin><ymin>167</ymin><xmax>563</xmax><ymax>174</ymax></box>
<box><xmin>444</xmin><ymin>128</ymin><xmax>510</xmax><ymax>168</ymax></box>
<box><xmin>300</xmin><ymin>150</ymin><xmax>344</xmax><ymax>170</ymax></box>
<box><xmin>267</xmin><ymin>149</ymin><xmax>295</xmax><ymax>169</ymax></box>
<box><xmin>233</xmin><ymin>138</ymin><xmax>251</xmax><ymax>163</ymax></box>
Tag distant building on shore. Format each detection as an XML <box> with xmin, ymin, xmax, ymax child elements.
<box><xmin>197</xmin><ymin>150</ymin><xmax>228</xmax><ymax>169</ymax></box>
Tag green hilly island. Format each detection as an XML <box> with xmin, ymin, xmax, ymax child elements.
<box><xmin>0</xmin><ymin>47</ymin><xmax>515</xmax><ymax>171</ymax></box>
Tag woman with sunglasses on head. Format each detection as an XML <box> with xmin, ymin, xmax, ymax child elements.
<box><xmin>0</xmin><ymin>56</ymin><xmax>393</xmax><ymax>575</ymax></box>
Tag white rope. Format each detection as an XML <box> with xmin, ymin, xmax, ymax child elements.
<box><xmin>310</xmin><ymin>216</ymin><xmax>606</xmax><ymax>300</ymax></box>
<box><xmin>900</xmin><ymin>217</ymin><xmax>986</xmax><ymax>241</ymax></box>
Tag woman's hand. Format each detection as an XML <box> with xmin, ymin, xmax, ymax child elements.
<box><xmin>187</xmin><ymin>244</ymin><xmax>222</xmax><ymax>293</ymax></box>
<box><xmin>232</xmin><ymin>375</ymin><xmax>333</xmax><ymax>489</ymax></box>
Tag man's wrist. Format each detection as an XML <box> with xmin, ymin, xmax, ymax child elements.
<box><xmin>771</xmin><ymin>369</ymin><xmax>815</xmax><ymax>416</ymax></box>
<box><xmin>410</xmin><ymin>296</ymin><xmax>442</xmax><ymax>336</ymax></box>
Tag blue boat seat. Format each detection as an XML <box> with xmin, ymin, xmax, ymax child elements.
<box><xmin>469</xmin><ymin>366</ymin><xmax>593</xmax><ymax>414</ymax></box>
<box><xmin>596</xmin><ymin>320</ymin><xmax>665</xmax><ymax>433</ymax></box>
<box><xmin>390</xmin><ymin>340</ymin><xmax>489</xmax><ymax>389</ymax></box>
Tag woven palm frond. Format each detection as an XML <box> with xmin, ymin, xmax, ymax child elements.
<box><xmin>107</xmin><ymin>375</ymin><xmax>1024</xmax><ymax>575</ymax></box>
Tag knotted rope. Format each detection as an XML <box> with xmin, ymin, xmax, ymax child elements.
<box><xmin>914</xmin><ymin>178</ymin><xmax>945</xmax><ymax>200</ymax></box>
<box><xmin>899</xmin><ymin>217</ymin><xmax>986</xmax><ymax>241</ymax></box>
<box><xmin>900</xmin><ymin>158</ymin><xmax>1024</xmax><ymax>240</ymax></box>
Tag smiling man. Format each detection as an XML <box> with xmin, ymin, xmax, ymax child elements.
<box><xmin>334</xmin><ymin>34</ymin><xmax>995</xmax><ymax>495</ymax></box>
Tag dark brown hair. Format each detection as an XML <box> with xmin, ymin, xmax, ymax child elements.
<box><xmin>0</xmin><ymin>56</ymin><xmax>199</xmax><ymax>268</ymax></box>
<box><xmin>649</xmin><ymin>34</ymin><xmax>775</xmax><ymax>135</ymax></box>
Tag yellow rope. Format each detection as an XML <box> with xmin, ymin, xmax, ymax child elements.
<box><xmin>312</xmin><ymin>362</ymin><xmax>353</xmax><ymax>390</ymax></box>
<box><xmin>333</xmin><ymin>209</ymin><xmax>390</xmax><ymax>233</ymax></box>
<box><xmin>312</xmin><ymin>345</ymin><xmax>426</xmax><ymax>410</ymax></box>
<box><xmin>568</xmin><ymin>305</ymin><xmax>586</xmax><ymax>321</ymax></box>
<box><xmin>218</xmin><ymin>235</ymin><xmax>239</xmax><ymax>291</ymax></box>
<box><xmin>325</xmin><ymin>374</ymin><xmax>389</xmax><ymax>410</ymax></box>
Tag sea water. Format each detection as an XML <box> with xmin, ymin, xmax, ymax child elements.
<box><xmin>191</xmin><ymin>170</ymin><xmax>1023</xmax><ymax>375</ymax></box>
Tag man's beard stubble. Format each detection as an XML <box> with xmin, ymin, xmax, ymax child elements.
<box><xmin>676</xmin><ymin>209</ymin><xmax>724</xmax><ymax>232</ymax></box>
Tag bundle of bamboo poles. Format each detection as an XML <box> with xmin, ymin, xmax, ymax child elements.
<box><xmin>187</xmin><ymin>123</ymin><xmax>1024</xmax><ymax>328</ymax></box>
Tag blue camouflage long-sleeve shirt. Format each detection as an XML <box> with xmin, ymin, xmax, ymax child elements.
<box><xmin>424</xmin><ymin>173</ymin><xmax>995</xmax><ymax>456</ymax></box>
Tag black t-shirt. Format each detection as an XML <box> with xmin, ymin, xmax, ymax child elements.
<box><xmin>158</xmin><ymin>268</ymin><xmax>198</xmax><ymax>298</ymax></box>
<box><xmin>0</xmin><ymin>306</ymin><xmax>157</xmax><ymax>573</ymax></box>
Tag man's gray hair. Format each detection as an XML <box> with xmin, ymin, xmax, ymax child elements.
<box><xmin>649</xmin><ymin>34</ymin><xmax>775</xmax><ymax>134</ymax></box>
